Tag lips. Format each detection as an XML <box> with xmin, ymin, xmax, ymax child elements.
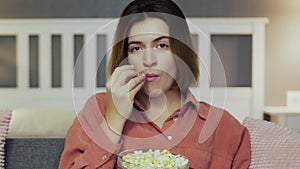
<box><xmin>145</xmin><ymin>73</ymin><xmax>159</xmax><ymax>82</ymax></box>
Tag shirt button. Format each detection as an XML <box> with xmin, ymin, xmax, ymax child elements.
<box><xmin>167</xmin><ymin>135</ymin><xmax>172</xmax><ymax>140</ymax></box>
<box><xmin>173</xmin><ymin>116</ymin><xmax>178</xmax><ymax>121</ymax></box>
<box><xmin>102</xmin><ymin>154</ymin><xmax>108</xmax><ymax>160</ymax></box>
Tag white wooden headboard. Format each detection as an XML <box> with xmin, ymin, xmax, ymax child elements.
<box><xmin>0</xmin><ymin>18</ymin><xmax>268</xmax><ymax>122</ymax></box>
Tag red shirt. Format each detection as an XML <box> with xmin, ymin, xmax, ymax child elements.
<box><xmin>59</xmin><ymin>91</ymin><xmax>251</xmax><ymax>169</ymax></box>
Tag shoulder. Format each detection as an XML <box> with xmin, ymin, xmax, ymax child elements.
<box><xmin>198</xmin><ymin>101</ymin><xmax>247</xmax><ymax>135</ymax></box>
<box><xmin>85</xmin><ymin>92</ymin><xmax>107</xmax><ymax>106</ymax></box>
<box><xmin>79</xmin><ymin>92</ymin><xmax>107</xmax><ymax>117</ymax></box>
<box><xmin>94</xmin><ymin>92</ymin><xmax>107</xmax><ymax>101</ymax></box>
<box><xmin>197</xmin><ymin>102</ymin><xmax>250</xmax><ymax>160</ymax></box>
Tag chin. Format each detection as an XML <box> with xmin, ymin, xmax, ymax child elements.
<box><xmin>149</xmin><ymin>89</ymin><xmax>165</xmax><ymax>98</ymax></box>
<box><xmin>141</xmin><ymin>86</ymin><xmax>169</xmax><ymax>98</ymax></box>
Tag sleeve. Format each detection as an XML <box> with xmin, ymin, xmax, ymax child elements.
<box><xmin>59</xmin><ymin>94</ymin><xmax>121</xmax><ymax>169</ymax></box>
<box><xmin>231</xmin><ymin>127</ymin><xmax>251</xmax><ymax>169</ymax></box>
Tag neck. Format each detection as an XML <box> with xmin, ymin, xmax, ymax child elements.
<box><xmin>136</xmin><ymin>88</ymin><xmax>182</xmax><ymax>127</ymax></box>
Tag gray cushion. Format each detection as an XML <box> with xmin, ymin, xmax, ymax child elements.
<box><xmin>5</xmin><ymin>138</ymin><xmax>65</xmax><ymax>169</ymax></box>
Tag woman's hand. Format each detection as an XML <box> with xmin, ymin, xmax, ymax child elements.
<box><xmin>105</xmin><ymin>65</ymin><xmax>145</xmax><ymax>136</ymax></box>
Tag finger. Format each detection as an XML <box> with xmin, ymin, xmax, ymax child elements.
<box><xmin>128</xmin><ymin>79</ymin><xmax>145</xmax><ymax>101</ymax></box>
<box><xmin>127</xmin><ymin>73</ymin><xmax>145</xmax><ymax>92</ymax></box>
<box><xmin>117</xmin><ymin>69</ymin><xmax>139</xmax><ymax>85</ymax></box>
<box><xmin>111</xmin><ymin>65</ymin><xmax>137</xmax><ymax>84</ymax></box>
<box><xmin>113</xmin><ymin>65</ymin><xmax>135</xmax><ymax>79</ymax></box>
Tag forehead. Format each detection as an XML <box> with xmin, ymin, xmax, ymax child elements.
<box><xmin>128</xmin><ymin>17</ymin><xmax>169</xmax><ymax>38</ymax></box>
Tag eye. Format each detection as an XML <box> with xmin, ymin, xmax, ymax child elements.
<box><xmin>156</xmin><ymin>42</ymin><xmax>169</xmax><ymax>50</ymax></box>
<box><xmin>129</xmin><ymin>46</ymin><xmax>143</xmax><ymax>53</ymax></box>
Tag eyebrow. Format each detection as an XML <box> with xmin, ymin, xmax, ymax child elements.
<box><xmin>128</xmin><ymin>36</ymin><xmax>170</xmax><ymax>46</ymax></box>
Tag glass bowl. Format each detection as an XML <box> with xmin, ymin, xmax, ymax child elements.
<box><xmin>117</xmin><ymin>149</ymin><xmax>189</xmax><ymax>169</ymax></box>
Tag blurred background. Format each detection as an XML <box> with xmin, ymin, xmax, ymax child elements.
<box><xmin>0</xmin><ymin>0</ymin><xmax>299</xmax><ymax>106</ymax></box>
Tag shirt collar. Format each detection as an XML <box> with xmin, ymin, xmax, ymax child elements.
<box><xmin>184</xmin><ymin>90</ymin><xmax>206</xmax><ymax>120</ymax></box>
<box><xmin>133</xmin><ymin>89</ymin><xmax>207</xmax><ymax>120</ymax></box>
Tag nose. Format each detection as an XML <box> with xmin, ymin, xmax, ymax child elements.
<box><xmin>143</xmin><ymin>49</ymin><xmax>157</xmax><ymax>67</ymax></box>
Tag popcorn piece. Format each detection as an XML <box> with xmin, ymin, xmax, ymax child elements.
<box><xmin>119</xmin><ymin>149</ymin><xmax>189</xmax><ymax>169</ymax></box>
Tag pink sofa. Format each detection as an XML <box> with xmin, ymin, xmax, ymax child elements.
<box><xmin>243</xmin><ymin>117</ymin><xmax>300</xmax><ymax>168</ymax></box>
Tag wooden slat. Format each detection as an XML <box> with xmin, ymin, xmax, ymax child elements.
<box><xmin>16</xmin><ymin>33</ymin><xmax>29</xmax><ymax>89</ymax></box>
<box><xmin>84</xmin><ymin>33</ymin><xmax>97</xmax><ymax>89</ymax></box>
<box><xmin>252</xmin><ymin>23</ymin><xmax>266</xmax><ymax>119</ymax></box>
<box><xmin>106</xmin><ymin>33</ymin><xmax>113</xmax><ymax>66</ymax></box>
<box><xmin>40</xmin><ymin>33</ymin><xmax>51</xmax><ymax>89</ymax></box>
<box><xmin>62</xmin><ymin>33</ymin><xmax>73</xmax><ymax>89</ymax></box>
<box><xmin>198</xmin><ymin>32</ymin><xmax>211</xmax><ymax>98</ymax></box>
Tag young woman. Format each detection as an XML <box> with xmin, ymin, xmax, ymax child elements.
<box><xmin>59</xmin><ymin>0</ymin><xmax>251</xmax><ymax>168</ymax></box>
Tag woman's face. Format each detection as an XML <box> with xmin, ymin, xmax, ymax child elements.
<box><xmin>127</xmin><ymin>17</ymin><xmax>177</xmax><ymax>96</ymax></box>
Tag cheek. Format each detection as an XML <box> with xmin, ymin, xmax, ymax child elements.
<box><xmin>128</xmin><ymin>56</ymin><xmax>142</xmax><ymax>68</ymax></box>
<box><xmin>127</xmin><ymin>56</ymin><xmax>134</xmax><ymax>65</ymax></box>
<box><xmin>158</xmin><ymin>57</ymin><xmax>177</xmax><ymax>76</ymax></box>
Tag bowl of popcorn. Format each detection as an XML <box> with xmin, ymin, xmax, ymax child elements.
<box><xmin>117</xmin><ymin>149</ymin><xmax>189</xmax><ymax>169</ymax></box>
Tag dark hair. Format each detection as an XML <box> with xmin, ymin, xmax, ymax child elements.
<box><xmin>108</xmin><ymin>0</ymin><xmax>199</xmax><ymax>90</ymax></box>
